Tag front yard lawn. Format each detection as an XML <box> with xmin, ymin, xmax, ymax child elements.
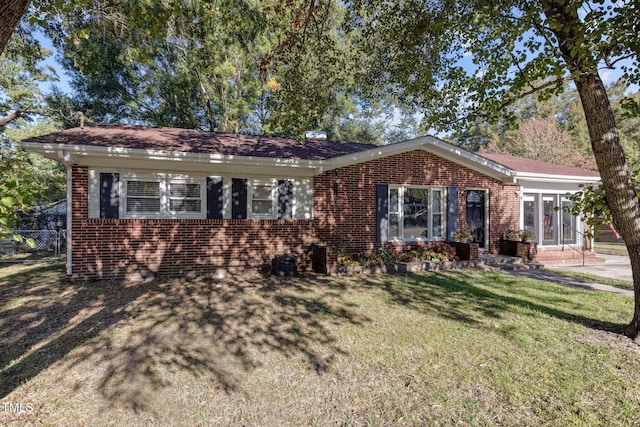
<box><xmin>1</xmin><ymin>263</ymin><xmax>639</xmax><ymax>426</ymax></box>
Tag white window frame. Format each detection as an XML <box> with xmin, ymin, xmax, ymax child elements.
<box><xmin>248</xmin><ymin>179</ymin><xmax>278</xmax><ymax>219</ymax></box>
<box><xmin>121</xmin><ymin>173</ymin><xmax>206</xmax><ymax>219</ymax></box>
<box><xmin>521</xmin><ymin>192</ymin><xmax>582</xmax><ymax>246</ymax></box>
<box><xmin>389</xmin><ymin>185</ymin><xmax>447</xmax><ymax>241</ymax></box>
<box><xmin>124</xmin><ymin>178</ymin><xmax>162</xmax><ymax>217</ymax></box>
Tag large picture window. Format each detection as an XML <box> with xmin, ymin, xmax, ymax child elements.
<box><xmin>389</xmin><ymin>185</ymin><xmax>446</xmax><ymax>241</ymax></box>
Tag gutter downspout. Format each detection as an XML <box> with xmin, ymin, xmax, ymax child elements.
<box><xmin>58</xmin><ymin>150</ymin><xmax>73</xmax><ymax>276</ymax></box>
<box><xmin>65</xmin><ymin>165</ymin><xmax>72</xmax><ymax>276</ymax></box>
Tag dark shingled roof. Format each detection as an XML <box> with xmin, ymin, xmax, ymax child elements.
<box><xmin>480</xmin><ymin>152</ymin><xmax>600</xmax><ymax>177</ymax></box>
<box><xmin>24</xmin><ymin>123</ymin><xmax>377</xmax><ymax>161</ymax></box>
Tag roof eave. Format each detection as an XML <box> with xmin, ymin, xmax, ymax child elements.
<box><xmin>21</xmin><ymin>142</ymin><xmax>323</xmax><ymax>176</ymax></box>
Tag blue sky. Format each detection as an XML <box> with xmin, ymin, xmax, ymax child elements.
<box><xmin>37</xmin><ymin>32</ymin><xmax>72</xmax><ymax>94</ymax></box>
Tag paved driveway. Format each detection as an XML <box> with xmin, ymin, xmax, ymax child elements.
<box><xmin>554</xmin><ymin>254</ymin><xmax>633</xmax><ymax>282</ymax></box>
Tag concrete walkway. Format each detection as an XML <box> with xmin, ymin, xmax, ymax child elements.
<box><xmin>502</xmin><ymin>254</ymin><xmax>634</xmax><ymax>297</ymax></box>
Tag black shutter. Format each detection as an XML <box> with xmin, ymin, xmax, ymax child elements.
<box><xmin>99</xmin><ymin>172</ymin><xmax>119</xmax><ymax>219</ymax></box>
<box><xmin>448</xmin><ymin>186</ymin><xmax>459</xmax><ymax>240</ymax></box>
<box><xmin>376</xmin><ymin>184</ymin><xmax>389</xmax><ymax>244</ymax></box>
<box><xmin>206</xmin><ymin>177</ymin><xmax>223</xmax><ymax>219</ymax></box>
<box><xmin>231</xmin><ymin>178</ymin><xmax>248</xmax><ymax>219</ymax></box>
<box><xmin>277</xmin><ymin>180</ymin><xmax>293</xmax><ymax>219</ymax></box>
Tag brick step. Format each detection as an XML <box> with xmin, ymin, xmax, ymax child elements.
<box><xmin>491</xmin><ymin>262</ymin><xmax>544</xmax><ymax>271</ymax></box>
<box><xmin>478</xmin><ymin>254</ymin><xmax>544</xmax><ymax>271</ymax></box>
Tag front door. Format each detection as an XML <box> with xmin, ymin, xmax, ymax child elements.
<box><xmin>466</xmin><ymin>190</ymin><xmax>486</xmax><ymax>247</ymax></box>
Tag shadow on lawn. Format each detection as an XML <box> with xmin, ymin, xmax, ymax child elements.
<box><xmin>0</xmin><ymin>264</ymin><xmax>367</xmax><ymax>410</ymax></box>
<box><xmin>363</xmin><ymin>271</ymin><xmax>626</xmax><ymax>335</ymax></box>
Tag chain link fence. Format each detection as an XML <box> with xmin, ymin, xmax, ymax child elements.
<box><xmin>0</xmin><ymin>230</ymin><xmax>67</xmax><ymax>262</ymax></box>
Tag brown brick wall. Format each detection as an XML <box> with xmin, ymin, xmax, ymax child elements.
<box><xmin>69</xmin><ymin>150</ymin><xmax>521</xmax><ymax>280</ymax></box>
<box><xmin>69</xmin><ymin>166</ymin><xmax>316</xmax><ymax>281</ymax></box>
<box><xmin>313</xmin><ymin>150</ymin><xmax>520</xmax><ymax>253</ymax></box>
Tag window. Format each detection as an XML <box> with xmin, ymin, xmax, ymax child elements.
<box><xmin>126</xmin><ymin>180</ymin><xmax>161</xmax><ymax>214</ymax></box>
<box><xmin>169</xmin><ymin>182</ymin><xmax>202</xmax><ymax>213</ymax></box>
<box><xmin>123</xmin><ymin>175</ymin><xmax>205</xmax><ymax>218</ymax></box>
<box><xmin>389</xmin><ymin>185</ymin><xmax>446</xmax><ymax>240</ymax></box>
<box><xmin>93</xmin><ymin>170</ymin><xmax>304</xmax><ymax>220</ymax></box>
<box><xmin>432</xmin><ymin>188</ymin><xmax>444</xmax><ymax>238</ymax></box>
<box><xmin>251</xmin><ymin>180</ymin><xmax>277</xmax><ymax>218</ymax></box>
<box><xmin>523</xmin><ymin>194</ymin><xmax>537</xmax><ymax>237</ymax></box>
<box><xmin>523</xmin><ymin>193</ymin><xmax>580</xmax><ymax>246</ymax></box>
<box><xmin>561</xmin><ymin>197</ymin><xmax>576</xmax><ymax>244</ymax></box>
<box><xmin>389</xmin><ymin>188</ymin><xmax>400</xmax><ymax>239</ymax></box>
<box><xmin>542</xmin><ymin>194</ymin><xmax>557</xmax><ymax>244</ymax></box>
<box><xmin>246</xmin><ymin>179</ymin><xmax>294</xmax><ymax>219</ymax></box>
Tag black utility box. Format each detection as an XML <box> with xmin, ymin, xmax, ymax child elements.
<box><xmin>272</xmin><ymin>253</ymin><xmax>298</xmax><ymax>277</ymax></box>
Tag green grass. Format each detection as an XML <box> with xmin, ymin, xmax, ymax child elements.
<box><xmin>1</xmin><ymin>263</ymin><xmax>639</xmax><ymax>426</ymax></box>
<box><xmin>547</xmin><ymin>268</ymin><xmax>634</xmax><ymax>291</ymax></box>
<box><xmin>595</xmin><ymin>241</ymin><xmax>629</xmax><ymax>256</ymax></box>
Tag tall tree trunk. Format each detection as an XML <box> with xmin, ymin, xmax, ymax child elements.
<box><xmin>541</xmin><ymin>0</ymin><xmax>640</xmax><ymax>338</ymax></box>
<box><xmin>575</xmin><ymin>74</ymin><xmax>640</xmax><ymax>338</ymax></box>
<box><xmin>0</xmin><ymin>0</ymin><xmax>31</xmax><ymax>56</ymax></box>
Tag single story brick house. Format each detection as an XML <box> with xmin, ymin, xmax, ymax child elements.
<box><xmin>22</xmin><ymin>124</ymin><xmax>601</xmax><ymax>281</ymax></box>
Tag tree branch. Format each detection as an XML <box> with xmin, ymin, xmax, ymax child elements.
<box><xmin>468</xmin><ymin>77</ymin><xmax>566</xmax><ymax>124</ymax></box>
<box><xmin>0</xmin><ymin>107</ymin><xmax>31</xmax><ymax>127</ymax></box>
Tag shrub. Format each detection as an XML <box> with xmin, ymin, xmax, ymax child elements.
<box><xmin>336</xmin><ymin>242</ymin><xmax>458</xmax><ymax>267</ymax></box>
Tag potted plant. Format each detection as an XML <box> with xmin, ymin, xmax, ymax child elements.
<box><xmin>452</xmin><ymin>229</ymin><xmax>473</xmax><ymax>242</ymax></box>
<box><xmin>519</xmin><ymin>229</ymin><xmax>535</xmax><ymax>243</ymax></box>
<box><xmin>448</xmin><ymin>230</ymin><xmax>478</xmax><ymax>260</ymax></box>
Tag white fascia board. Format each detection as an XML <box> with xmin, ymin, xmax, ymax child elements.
<box><xmin>22</xmin><ymin>142</ymin><xmax>320</xmax><ymax>177</ymax></box>
<box><xmin>320</xmin><ymin>135</ymin><xmax>516</xmax><ymax>182</ymax></box>
<box><xmin>513</xmin><ymin>171</ymin><xmax>601</xmax><ymax>185</ymax></box>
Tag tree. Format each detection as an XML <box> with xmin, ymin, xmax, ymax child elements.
<box><xmin>346</xmin><ymin>0</ymin><xmax>640</xmax><ymax>338</ymax></box>
<box><xmin>51</xmin><ymin>1</ymin><xmax>270</xmax><ymax>132</ymax></box>
<box><xmin>0</xmin><ymin>0</ymin><xmax>181</xmax><ymax>242</ymax></box>
<box><xmin>0</xmin><ymin>22</ymin><xmax>61</xmax><ymax>243</ymax></box>
<box><xmin>0</xmin><ymin>0</ymin><xmax>30</xmax><ymax>57</ymax></box>
<box><xmin>480</xmin><ymin>116</ymin><xmax>597</xmax><ymax>170</ymax></box>
<box><xmin>0</xmin><ymin>21</ymin><xmax>56</xmax><ymax>128</ymax></box>
<box><xmin>0</xmin><ymin>143</ymin><xmax>42</xmax><ymax>242</ymax></box>
<box><xmin>4</xmin><ymin>120</ymin><xmax>67</xmax><ymax>206</ymax></box>
<box><xmin>49</xmin><ymin>0</ymin><xmax>373</xmax><ymax>139</ymax></box>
